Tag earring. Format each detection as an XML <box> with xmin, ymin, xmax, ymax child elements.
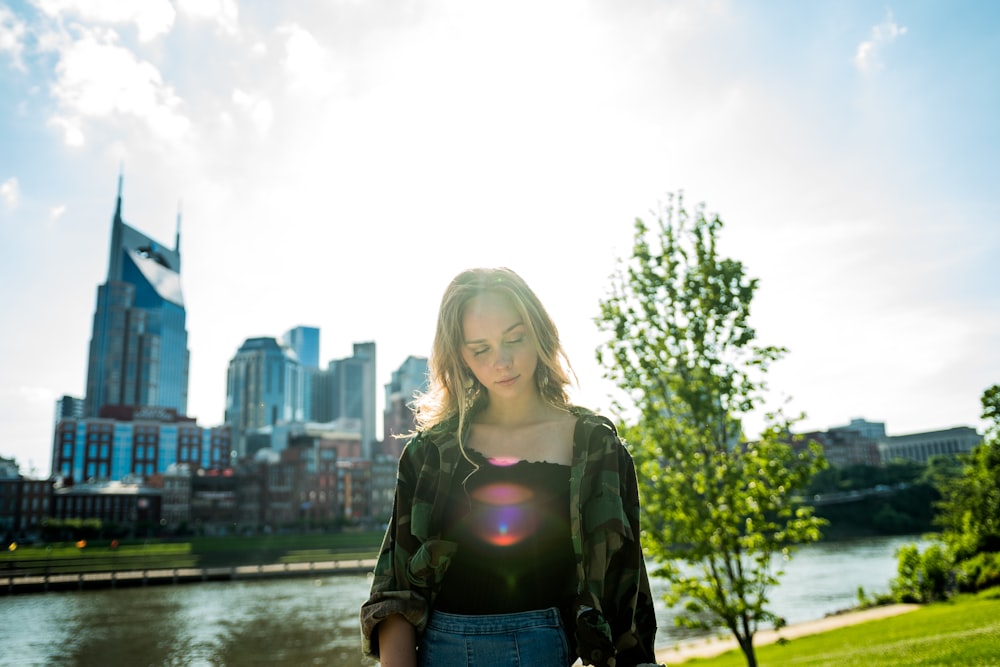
<box><xmin>464</xmin><ymin>370</ymin><xmax>481</xmax><ymax>404</ymax></box>
<box><xmin>536</xmin><ymin>366</ymin><xmax>550</xmax><ymax>391</ymax></box>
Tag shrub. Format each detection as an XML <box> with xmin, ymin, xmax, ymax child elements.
<box><xmin>954</xmin><ymin>551</ymin><xmax>1000</xmax><ymax>592</ymax></box>
<box><xmin>890</xmin><ymin>542</ymin><xmax>953</xmax><ymax>603</ymax></box>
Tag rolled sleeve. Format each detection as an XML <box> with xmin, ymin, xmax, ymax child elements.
<box><xmin>360</xmin><ymin>589</ymin><xmax>429</xmax><ymax>658</ymax></box>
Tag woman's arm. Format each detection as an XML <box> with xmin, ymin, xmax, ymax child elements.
<box><xmin>361</xmin><ymin>438</ymin><xmax>426</xmax><ymax>658</ymax></box>
<box><xmin>376</xmin><ymin>614</ymin><xmax>417</xmax><ymax>667</ymax></box>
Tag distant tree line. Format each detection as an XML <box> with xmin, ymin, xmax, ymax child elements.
<box><xmin>803</xmin><ymin>460</ymin><xmax>941</xmax><ymax>539</ymax></box>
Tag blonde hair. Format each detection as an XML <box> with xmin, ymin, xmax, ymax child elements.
<box><xmin>412</xmin><ymin>267</ymin><xmax>575</xmax><ymax>440</ymax></box>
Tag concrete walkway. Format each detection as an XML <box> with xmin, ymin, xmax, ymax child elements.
<box><xmin>655</xmin><ymin>603</ymin><xmax>921</xmax><ymax>664</ymax></box>
<box><xmin>2</xmin><ymin>558</ymin><xmax>378</xmax><ymax>595</ymax></box>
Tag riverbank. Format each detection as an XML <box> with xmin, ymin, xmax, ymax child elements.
<box><xmin>1</xmin><ymin>557</ymin><xmax>377</xmax><ymax>595</ymax></box>
<box><xmin>654</xmin><ymin>603</ymin><xmax>921</xmax><ymax>664</ymax></box>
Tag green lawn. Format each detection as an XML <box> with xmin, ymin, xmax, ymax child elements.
<box><xmin>188</xmin><ymin>530</ymin><xmax>382</xmax><ymax>553</ymax></box>
<box><xmin>188</xmin><ymin>530</ymin><xmax>382</xmax><ymax>567</ymax></box>
<box><xmin>1</xmin><ymin>542</ymin><xmax>198</xmax><ymax>574</ymax></box>
<box><xmin>2</xmin><ymin>531</ymin><xmax>384</xmax><ymax>574</ymax></box>
<box><xmin>679</xmin><ymin>589</ymin><xmax>1000</xmax><ymax>667</ymax></box>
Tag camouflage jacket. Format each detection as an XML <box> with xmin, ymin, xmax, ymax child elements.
<box><xmin>359</xmin><ymin>407</ymin><xmax>659</xmax><ymax>666</ymax></box>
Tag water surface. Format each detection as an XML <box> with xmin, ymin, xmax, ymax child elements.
<box><xmin>1</xmin><ymin>534</ymin><xmax>923</xmax><ymax>666</ymax></box>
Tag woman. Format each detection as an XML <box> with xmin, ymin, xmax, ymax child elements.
<box><xmin>360</xmin><ymin>267</ymin><xmax>660</xmax><ymax>666</ymax></box>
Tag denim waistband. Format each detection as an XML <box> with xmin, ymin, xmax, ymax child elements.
<box><xmin>426</xmin><ymin>607</ymin><xmax>563</xmax><ymax>634</ymax></box>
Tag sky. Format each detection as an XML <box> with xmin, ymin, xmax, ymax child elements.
<box><xmin>1</xmin><ymin>0</ymin><xmax>998</xmax><ymax>476</ymax></box>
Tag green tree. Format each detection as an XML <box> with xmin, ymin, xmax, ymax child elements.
<box><xmin>935</xmin><ymin>385</ymin><xmax>1000</xmax><ymax>559</ymax></box>
<box><xmin>982</xmin><ymin>384</ymin><xmax>1000</xmax><ymax>428</ymax></box>
<box><xmin>596</xmin><ymin>193</ymin><xmax>826</xmax><ymax>667</ymax></box>
<box><xmin>889</xmin><ymin>385</ymin><xmax>1000</xmax><ymax>600</ymax></box>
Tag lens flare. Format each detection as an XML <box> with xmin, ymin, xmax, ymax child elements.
<box><xmin>470</xmin><ymin>482</ymin><xmax>537</xmax><ymax>546</ymax></box>
<box><xmin>473</xmin><ymin>482</ymin><xmax>533</xmax><ymax>505</ymax></box>
<box><xmin>487</xmin><ymin>456</ymin><xmax>521</xmax><ymax>467</ymax></box>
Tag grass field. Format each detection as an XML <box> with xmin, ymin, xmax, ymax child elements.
<box><xmin>187</xmin><ymin>530</ymin><xmax>383</xmax><ymax>567</ymax></box>
<box><xmin>678</xmin><ymin>588</ymin><xmax>1000</xmax><ymax>667</ymax></box>
<box><xmin>1</xmin><ymin>542</ymin><xmax>198</xmax><ymax>574</ymax></box>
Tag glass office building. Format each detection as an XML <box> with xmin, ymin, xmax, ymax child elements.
<box><xmin>84</xmin><ymin>177</ymin><xmax>190</xmax><ymax>418</ymax></box>
<box><xmin>225</xmin><ymin>337</ymin><xmax>305</xmax><ymax>456</ymax></box>
<box><xmin>311</xmin><ymin>342</ymin><xmax>376</xmax><ymax>458</ymax></box>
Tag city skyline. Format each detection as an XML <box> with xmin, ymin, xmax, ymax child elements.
<box><xmin>2</xmin><ymin>1</ymin><xmax>999</xmax><ymax>475</ymax></box>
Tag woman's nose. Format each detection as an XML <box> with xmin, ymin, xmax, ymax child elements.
<box><xmin>494</xmin><ymin>348</ymin><xmax>512</xmax><ymax>369</ymax></box>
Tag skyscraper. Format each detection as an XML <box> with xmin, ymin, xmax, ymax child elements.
<box><xmin>283</xmin><ymin>326</ymin><xmax>320</xmax><ymax>422</ymax></box>
<box><xmin>312</xmin><ymin>342</ymin><xmax>377</xmax><ymax>458</ymax></box>
<box><xmin>84</xmin><ymin>176</ymin><xmax>190</xmax><ymax>418</ymax></box>
<box><xmin>225</xmin><ymin>337</ymin><xmax>305</xmax><ymax>456</ymax></box>
<box><xmin>282</xmin><ymin>326</ymin><xmax>320</xmax><ymax>370</ymax></box>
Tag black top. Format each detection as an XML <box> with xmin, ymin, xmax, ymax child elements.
<box><xmin>433</xmin><ymin>449</ymin><xmax>576</xmax><ymax>615</ymax></box>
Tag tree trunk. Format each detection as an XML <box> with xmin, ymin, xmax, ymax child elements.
<box><xmin>737</xmin><ymin>635</ymin><xmax>757</xmax><ymax>667</ymax></box>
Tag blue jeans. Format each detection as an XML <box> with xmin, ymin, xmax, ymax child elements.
<box><xmin>418</xmin><ymin>607</ymin><xmax>573</xmax><ymax>666</ymax></box>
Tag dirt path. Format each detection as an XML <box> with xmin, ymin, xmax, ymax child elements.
<box><xmin>654</xmin><ymin>603</ymin><xmax>922</xmax><ymax>664</ymax></box>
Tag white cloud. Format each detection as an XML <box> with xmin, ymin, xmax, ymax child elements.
<box><xmin>47</xmin><ymin>114</ymin><xmax>86</xmax><ymax>146</ymax></box>
<box><xmin>280</xmin><ymin>23</ymin><xmax>341</xmax><ymax>95</ymax></box>
<box><xmin>855</xmin><ymin>9</ymin><xmax>908</xmax><ymax>73</ymax></box>
<box><xmin>1</xmin><ymin>177</ymin><xmax>19</xmax><ymax>207</ymax></box>
<box><xmin>174</xmin><ymin>0</ymin><xmax>239</xmax><ymax>35</ymax></box>
<box><xmin>0</xmin><ymin>5</ymin><xmax>27</xmax><ymax>69</ymax></box>
<box><xmin>49</xmin><ymin>27</ymin><xmax>190</xmax><ymax>142</ymax></box>
<box><xmin>232</xmin><ymin>88</ymin><xmax>274</xmax><ymax>136</ymax></box>
<box><xmin>854</xmin><ymin>41</ymin><xmax>876</xmax><ymax>71</ymax></box>
<box><xmin>50</xmin><ymin>203</ymin><xmax>67</xmax><ymax>221</ymax></box>
<box><xmin>33</xmin><ymin>0</ymin><xmax>176</xmax><ymax>42</ymax></box>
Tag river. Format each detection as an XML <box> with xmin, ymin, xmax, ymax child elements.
<box><xmin>1</xmin><ymin>534</ymin><xmax>924</xmax><ymax>666</ymax></box>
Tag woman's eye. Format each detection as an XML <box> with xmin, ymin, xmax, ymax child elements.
<box><xmin>506</xmin><ymin>337</ymin><xmax>523</xmax><ymax>345</ymax></box>
<box><xmin>473</xmin><ymin>348</ymin><xmax>489</xmax><ymax>357</ymax></box>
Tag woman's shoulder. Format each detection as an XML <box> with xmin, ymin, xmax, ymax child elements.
<box><xmin>401</xmin><ymin>418</ymin><xmax>461</xmax><ymax>459</ymax></box>
<box><xmin>568</xmin><ymin>406</ymin><xmax>625</xmax><ymax>453</ymax></box>
<box><xmin>569</xmin><ymin>405</ymin><xmax>618</xmax><ymax>431</ymax></box>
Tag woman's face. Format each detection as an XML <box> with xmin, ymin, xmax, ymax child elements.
<box><xmin>460</xmin><ymin>291</ymin><xmax>539</xmax><ymax>400</ymax></box>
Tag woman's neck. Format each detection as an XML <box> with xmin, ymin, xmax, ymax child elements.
<box><xmin>477</xmin><ymin>393</ymin><xmax>565</xmax><ymax>428</ymax></box>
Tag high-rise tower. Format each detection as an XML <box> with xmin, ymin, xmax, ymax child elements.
<box><xmin>225</xmin><ymin>336</ymin><xmax>305</xmax><ymax>456</ymax></box>
<box><xmin>283</xmin><ymin>326</ymin><xmax>319</xmax><ymax>422</ymax></box>
<box><xmin>282</xmin><ymin>326</ymin><xmax>320</xmax><ymax>370</ymax></box>
<box><xmin>312</xmin><ymin>341</ymin><xmax>376</xmax><ymax>458</ymax></box>
<box><xmin>83</xmin><ymin>176</ymin><xmax>190</xmax><ymax>418</ymax></box>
